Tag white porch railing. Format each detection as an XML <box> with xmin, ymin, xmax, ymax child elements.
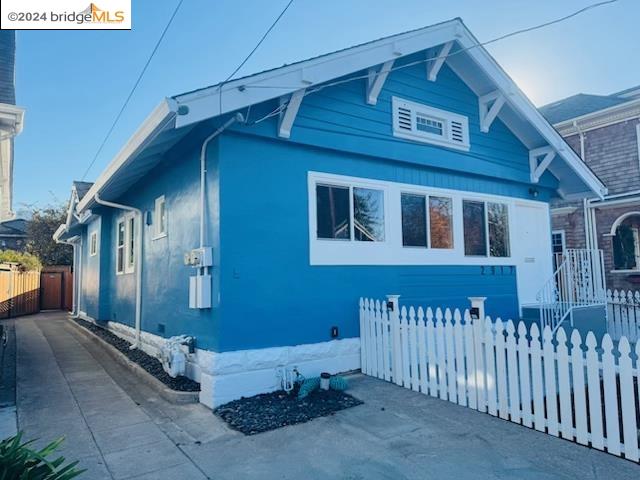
<box><xmin>607</xmin><ymin>289</ymin><xmax>640</xmax><ymax>343</ymax></box>
<box><xmin>538</xmin><ymin>249</ymin><xmax>606</xmax><ymax>332</ymax></box>
<box><xmin>360</xmin><ymin>298</ymin><xmax>640</xmax><ymax>464</ymax></box>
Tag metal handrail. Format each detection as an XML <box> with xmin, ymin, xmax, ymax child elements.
<box><xmin>537</xmin><ymin>249</ymin><xmax>606</xmax><ymax>332</ymax></box>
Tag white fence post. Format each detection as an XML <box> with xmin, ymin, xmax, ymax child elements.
<box><xmin>386</xmin><ymin>295</ymin><xmax>402</xmax><ymax>386</ymax></box>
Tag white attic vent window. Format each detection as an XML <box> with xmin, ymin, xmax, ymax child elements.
<box><xmin>392</xmin><ymin>97</ymin><xmax>470</xmax><ymax>151</ymax></box>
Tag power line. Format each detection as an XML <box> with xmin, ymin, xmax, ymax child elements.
<box><xmin>245</xmin><ymin>0</ymin><xmax>619</xmax><ymax>124</ymax></box>
<box><xmin>218</xmin><ymin>0</ymin><xmax>294</xmax><ymax>114</ymax></box>
<box><xmin>81</xmin><ymin>0</ymin><xmax>185</xmax><ymax>181</ymax></box>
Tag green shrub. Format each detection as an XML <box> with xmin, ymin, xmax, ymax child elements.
<box><xmin>0</xmin><ymin>250</ymin><xmax>42</xmax><ymax>271</ymax></box>
<box><xmin>0</xmin><ymin>432</ymin><xmax>85</xmax><ymax>479</ymax></box>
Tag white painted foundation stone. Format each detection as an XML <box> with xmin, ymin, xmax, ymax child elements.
<box><xmin>77</xmin><ymin>313</ymin><xmax>360</xmax><ymax>409</ymax></box>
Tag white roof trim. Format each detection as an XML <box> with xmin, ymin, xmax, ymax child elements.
<box><xmin>0</xmin><ymin>102</ymin><xmax>25</xmax><ymax>135</ymax></box>
<box><xmin>76</xmin><ymin>99</ymin><xmax>178</xmax><ymax>213</ymax></box>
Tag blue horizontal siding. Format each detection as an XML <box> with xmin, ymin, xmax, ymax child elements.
<box><xmin>217</xmin><ymin>133</ymin><xmax>522</xmax><ymax>351</ymax></box>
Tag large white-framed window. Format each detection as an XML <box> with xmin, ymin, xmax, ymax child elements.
<box><xmin>89</xmin><ymin>231</ymin><xmax>98</xmax><ymax>257</ymax></box>
<box><xmin>153</xmin><ymin>195</ymin><xmax>167</xmax><ymax>239</ymax></box>
<box><xmin>308</xmin><ymin>171</ymin><xmax>533</xmax><ymax>267</ymax></box>
<box><xmin>392</xmin><ymin>97</ymin><xmax>470</xmax><ymax>151</ymax></box>
<box><xmin>116</xmin><ymin>214</ymin><xmax>136</xmax><ymax>275</ymax></box>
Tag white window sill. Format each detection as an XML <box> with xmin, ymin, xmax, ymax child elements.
<box><xmin>152</xmin><ymin>232</ymin><xmax>167</xmax><ymax>241</ymax></box>
<box><xmin>611</xmin><ymin>269</ymin><xmax>640</xmax><ymax>274</ymax></box>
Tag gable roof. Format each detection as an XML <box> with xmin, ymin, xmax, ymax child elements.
<box><xmin>74</xmin><ymin>18</ymin><xmax>606</xmax><ymax>215</ymax></box>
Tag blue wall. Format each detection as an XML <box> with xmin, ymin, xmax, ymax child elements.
<box><xmin>78</xmin><ymin>53</ymin><xmax>557</xmax><ymax>353</ymax></box>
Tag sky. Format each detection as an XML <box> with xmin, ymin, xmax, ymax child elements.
<box><xmin>12</xmin><ymin>0</ymin><xmax>640</xmax><ymax>213</ymax></box>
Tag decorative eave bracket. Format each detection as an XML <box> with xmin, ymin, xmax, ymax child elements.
<box><xmin>427</xmin><ymin>41</ymin><xmax>453</xmax><ymax>82</ymax></box>
<box><xmin>366</xmin><ymin>60</ymin><xmax>395</xmax><ymax>105</ymax></box>
<box><xmin>529</xmin><ymin>146</ymin><xmax>557</xmax><ymax>183</ymax></box>
<box><xmin>479</xmin><ymin>90</ymin><xmax>506</xmax><ymax>133</ymax></box>
<box><xmin>278</xmin><ymin>89</ymin><xmax>306</xmax><ymax>139</ymax></box>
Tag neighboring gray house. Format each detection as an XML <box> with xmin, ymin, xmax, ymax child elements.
<box><xmin>540</xmin><ymin>86</ymin><xmax>640</xmax><ymax>291</ymax></box>
<box><xmin>0</xmin><ymin>30</ymin><xmax>24</xmax><ymax>222</ymax></box>
<box><xmin>0</xmin><ymin>218</ymin><xmax>28</xmax><ymax>251</ymax></box>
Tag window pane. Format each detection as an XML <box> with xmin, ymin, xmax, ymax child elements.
<box><xmin>128</xmin><ymin>218</ymin><xmax>135</xmax><ymax>266</ymax></box>
<box><xmin>401</xmin><ymin>194</ymin><xmax>427</xmax><ymax>247</ymax></box>
<box><xmin>429</xmin><ymin>196</ymin><xmax>453</xmax><ymax>249</ymax></box>
<box><xmin>353</xmin><ymin>187</ymin><xmax>385</xmax><ymax>242</ymax></box>
<box><xmin>488</xmin><ymin>203</ymin><xmax>510</xmax><ymax>257</ymax></box>
<box><xmin>416</xmin><ymin>115</ymin><xmax>443</xmax><ymax>136</ymax></box>
<box><xmin>613</xmin><ymin>217</ymin><xmax>640</xmax><ymax>270</ymax></box>
<box><xmin>316</xmin><ymin>185</ymin><xmax>350</xmax><ymax>239</ymax></box>
<box><xmin>117</xmin><ymin>249</ymin><xmax>124</xmax><ymax>272</ymax></box>
<box><xmin>159</xmin><ymin>201</ymin><xmax>166</xmax><ymax>233</ymax></box>
<box><xmin>117</xmin><ymin>222</ymin><xmax>125</xmax><ymax>247</ymax></box>
<box><xmin>463</xmin><ymin>200</ymin><xmax>486</xmax><ymax>256</ymax></box>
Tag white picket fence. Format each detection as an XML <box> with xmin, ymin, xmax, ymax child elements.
<box><xmin>607</xmin><ymin>289</ymin><xmax>640</xmax><ymax>343</ymax></box>
<box><xmin>359</xmin><ymin>298</ymin><xmax>640</xmax><ymax>463</ymax></box>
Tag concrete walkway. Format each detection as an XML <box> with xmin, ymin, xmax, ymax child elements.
<box><xmin>15</xmin><ymin>312</ymin><xmax>640</xmax><ymax>479</ymax></box>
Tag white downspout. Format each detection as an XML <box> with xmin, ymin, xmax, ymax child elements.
<box><xmin>94</xmin><ymin>193</ymin><xmax>144</xmax><ymax>349</ymax></box>
<box><xmin>573</xmin><ymin>120</ymin><xmax>596</xmax><ymax>250</ymax></box>
<box><xmin>199</xmin><ymin>113</ymin><xmax>245</xmax><ymax>249</ymax></box>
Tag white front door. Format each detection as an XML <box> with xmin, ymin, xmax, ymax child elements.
<box><xmin>512</xmin><ymin>202</ymin><xmax>553</xmax><ymax>307</ymax></box>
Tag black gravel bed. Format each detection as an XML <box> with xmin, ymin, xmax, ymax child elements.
<box><xmin>73</xmin><ymin>318</ymin><xmax>200</xmax><ymax>392</ymax></box>
<box><xmin>214</xmin><ymin>389</ymin><xmax>363</xmax><ymax>435</ymax></box>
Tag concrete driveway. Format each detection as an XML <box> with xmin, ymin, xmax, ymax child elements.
<box><xmin>12</xmin><ymin>312</ymin><xmax>640</xmax><ymax>479</ymax></box>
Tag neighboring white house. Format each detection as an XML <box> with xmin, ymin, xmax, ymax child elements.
<box><xmin>0</xmin><ymin>30</ymin><xmax>25</xmax><ymax>222</ymax></box>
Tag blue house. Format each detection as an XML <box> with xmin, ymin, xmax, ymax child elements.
<box><xmin>54</xmin><ymin>19</ymin><xmax>606</xmax><ymax>408</ymax></box>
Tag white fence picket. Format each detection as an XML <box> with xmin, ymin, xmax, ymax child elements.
<box><xmin>542</xmin><ymin>326</ymin><xmax>559</xmax><ymax>437</ymax></box>
<box><xmin>454</xmin><ymin>310</ymin><xmax>466</xmax><ymax>407</ymax></box>
<box><xmin>409</xmin><ymin>307</ymin><xmax>419</xmax><ymax>392</ymax></box>
<box><xmin>517</xmin><ymin>322</ymin><xmax>532</xmax><ymax>428</ymax></box>
<box><xmin>417</xmin><ymin>307</ymin><xmax>428</xmax><ymax>394</ymax></box>
<box><xmin>529</xmin><ymin>324</ymin><xmax>545</xmax><ymax>432</ymax></box>
<box><xmin>484</xmin><ymin>318</ymin><xmax>497</xmax><ymax>417</ymax></box>
<box><xmin>602</xmin><ymin>334</ymin><xmax>621</xmax><ymax>456</ymax></box>
<box><xmin>505</xmin><ymin>321</ymin><xmax>520</xmax><ymax>424</ymax></box>
<box><xmin>425</xmin><ymin>308</ymin><xmax>438</xmax><ymax>397</ymax></box>
<box><xmin>555</xmin><ymin>328</ymin><xmax>573</xmax><ymax>440</ymax></box>
<box><xmin>463</xmin><ymin>311</ymin><xmax>477</xmax><ymax>410</ymax></box>
<box><xmin>585</xmin><ymin>332</ymin><xmax>605</xmax><ymax>451</ymax></box>
<box><xmin>445</xmin><ymin>309</ymin><xmax>457</xmax><ymax>403</ymax></box>
<box><xmin>494</xmin><ymin>319</ymin><xmax>509</xmax><ymax>420</ymax></box>
<box><xmin>359</xmin><ymin>297</ymin><xmax>640</xmax><ymax>464</ymax></box>
<box><xmin>435</xmin><ymin>309</ymin><xmax>447</xmax><ymax>401</ymax></box>
<box><xmin>618</xmin><ymin>337</ymin><xmax>638</xmax><ymax>462</ymax></box>
<box><xmin>570</xmin><ymin>330</ymin><xmax>588</xmax><ymax>446</ymax></box>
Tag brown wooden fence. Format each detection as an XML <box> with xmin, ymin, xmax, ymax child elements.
<box><xmin>0</xmin><ymin>264</ymin><xmax>41</xmax><ymax>319</ymax></box>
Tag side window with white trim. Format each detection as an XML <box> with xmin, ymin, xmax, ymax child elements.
<box><xmin>463</xmin><ymin>200</ymin><xmax>510</xmax><ymax>257</ymax></box>
<box><xmin>89</xmin><ymin>231</ymin><xmax>98</xmax><ymax>256</ymax></box>
<box><xmin>116</xmin><ymin>220</ymin><xmax>125</xmax><ymax>274</ymax></box>
<box><xmin>154</xmin><ymin>195</ymin><xmax>167</xmax><ymax>238</ymax></box>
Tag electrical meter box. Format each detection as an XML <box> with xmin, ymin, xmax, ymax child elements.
<box><xmin>189</xmin><ymin>274</ymin><xmax>212</xmax><ymax>309</ymax></box>
<box><xmin>184</xmin><ymin>247</ymin><xmax>213</xmax><ymax>268</ymax></box>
